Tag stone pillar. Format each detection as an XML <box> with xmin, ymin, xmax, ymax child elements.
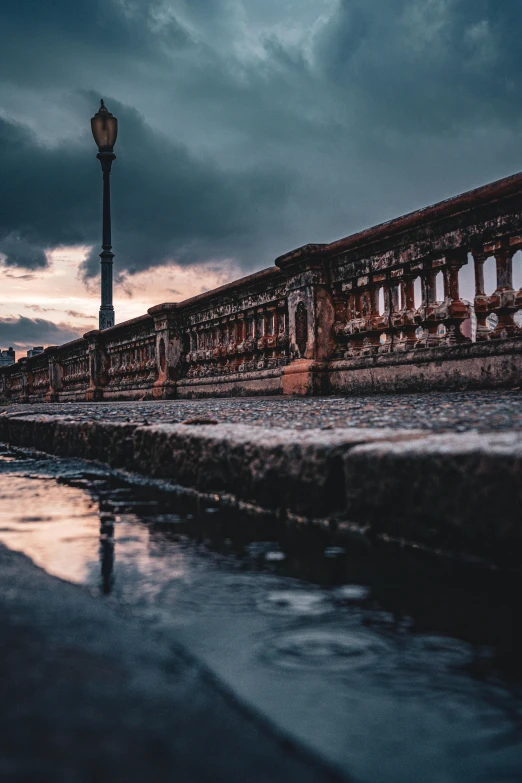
<box><xmin>442</xmin><ymin>252</ymin><xmax>470</xmax><ymax>343</ymax></box>
<box><xmin>84</xmin><ymin>330</ymin><xmax>107</xmax><ymax>401</ymax></box>
<box><xmin>276</xmin><ymin>302</ymin><xmax>288</xmax><ymax>359</ymax></box>
<box><xmin>364</xmin><ymin>282</ymin><xmax>381</xmax><ymax>352</ymax></box>
<box><xmin>494</xmin><ymin>243</ymin><xmax>514</xmax><ymax>292</ymax></box>
<box><xmin>390</xmin><ymin>283</ymin><xmax>399</xmax><ymax>314</ymax></box>
<box><xmin>148</xmin><ymin>304</ymin><xmax>181</xmax><ymax>399</ymax></box>
<box><xmin>472</xmin><ymin>250</ymin><xmax>490</xmax><ymax>341</ymax></box>
<box><xmin>239</xmin><ymin>314</ymin><xmax>247</xmax><ymax>343</ymax></box>
<box><xmin>256</xmin><ymin>308</ymin><xmax>265</xmax><ymax>345</ymax></box>
<box><xmin>415</xmin><ymin>264</ymin><xmax>438</xmax><ymax>347</ymax></box>
<box><xmin>369</xmin><ymin>285</ymin><xmax>379</xmax><ymax>319</ymax></box>
<box><xmin>422</xmin><ymin>270</ymin><xmax>437</xmax><ymax>306</ymax></box>
<box><xmin>511</xmin><ymin>251</ymin><xmax>522</xmax><ymax>312</ymax></box>
<box><xmin>403</xmin><ymin>275</ymin><xmax>415</xmax><ymax>312</ymax></box>
<box><xmin>490</xmin><ymin>242</ymin><xmax>516</xmax><ymax>337</ymax></box>
<box><xmin>515</xmin><ymin>248</ymin><xmax>522</xmax><ymax>310</ymax></box>
<box><xmin>277</xmin><ymin>253</ymin><xmax>334</xmax><ymax>395</ymax></box>
<box><xmin>444</xmin><ymin>262</ymin><xmax>460</xmax><ymax>302</ymax></box>
<box><xmin>45</xmin><ymin>347</ymin><xmax>62</xmax><ymax>402</ymax></box>
<box><xmin>19</xmin><ymin>358</ymin><xmax>30</xmax><ymax>403</ymax></box>
<box><xmin>394</xmin><ymin>272</ymin><xmax>417</xmax><ymax>350</ymax></box>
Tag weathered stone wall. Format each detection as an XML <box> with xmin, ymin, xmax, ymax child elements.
<box><xmin>2</xmin><ymin>171</ymin><xmax>522</xmax><ymax>402</ymax></box>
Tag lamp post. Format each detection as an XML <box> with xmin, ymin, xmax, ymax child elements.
<box><xmin>91</xmin><ymin>99</ymin><xmax>118</xmax><ymax>330</ymax></box>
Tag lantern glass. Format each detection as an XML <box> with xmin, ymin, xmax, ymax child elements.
<box><xmin>91</xmin><ymin>100</ymin><xmax>118</xmax><ymax>150</ymax></box>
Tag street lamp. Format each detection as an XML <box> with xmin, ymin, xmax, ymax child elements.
<box><xmin>91</xmin><ymin>99</ymin><xmax>118</xmax><ymax>330</ymax></box>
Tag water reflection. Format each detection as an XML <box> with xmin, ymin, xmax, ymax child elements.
<box><xmin>0</xmin><ymin>446</ymin><xmax>522</xmax><ymax>783</ymax></box>
<box><xmin>99</xmin><ymin>515</ymin><xmax>115</xmax><ymax>595</ymax></box>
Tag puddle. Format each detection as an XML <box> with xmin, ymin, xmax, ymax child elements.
<box><xmin>0</xmin><ymin>445</ymin><xmax>521</xmax><ymax>783</ymax></box>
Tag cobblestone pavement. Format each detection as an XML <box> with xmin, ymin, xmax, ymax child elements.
<box><xmin>2</xmin><ymin>390</ymin><xmax>522</xmax><ymax>432</ymax></box>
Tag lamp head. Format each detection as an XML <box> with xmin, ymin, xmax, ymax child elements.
<box><xmin>91</xmin><ymin>99</ymin><xmax>118</xmax><ymax>151</ymax></box>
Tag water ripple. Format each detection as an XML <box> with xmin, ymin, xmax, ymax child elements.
<box><xmin>263</xmin><ymin>629</ymin><xmax>387</xmax><ymax>671</ymax></box>
<box><xmin>257</xmin><ymin>589</ymin><xmax>333</xmax><ymax>616</ymax></box>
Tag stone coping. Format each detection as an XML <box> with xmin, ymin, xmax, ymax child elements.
<box><xmin>276</xmin><ymin>170</ymin><xmax>522</xmax><ymax>265</ymax></box>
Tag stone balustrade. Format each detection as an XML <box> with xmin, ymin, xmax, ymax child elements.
<box><xmin>174</xmin><ymin>267</ymin><xmax>291</xmax><ymax>397</ymax></box>
<box><xmin>1</xmin><ymin>363</ymin><xmax>23</xmax><ymax>401</ymax></box>
<box><xmin>58</xmin><ymin>339</ymin><xmax>90</xmax><ymax>401</ymax></box>
<box><xmin>2</xmin><ymin>171</ymin><xmax>522</xmax><ymax>402</ymax></box>
<box><xmin>99</xmin><ymin>315</ymin><xmax>158</xmax><ymax>400</ymax></box>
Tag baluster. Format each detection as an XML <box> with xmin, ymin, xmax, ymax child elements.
<box><xmin>414</xmin><ymin>267</ymin><xmax>433</xmax><ymax>347</ymax></box>
<box><xmin>515</xmin><ymin>248</ymin><xmax>522</xmax><ymax>315</ymax></box>
<box><xmin>370</xmin><ymin>280</ymin><xmax>389</xmax><ymax>353</ymax></box>
<box><xmin>441</xmin><ymin>252</ymin><xmax>470</xmax><ymax>344</ymax></box>
<box><xmin>472</xmin><ymin>250</ymin><xmax>490</xmax><ymax>341</ymax></box>
<box><xmin>357</xmin><ymin>288</ymin><xmax>371</xmax><ymax>355</ymax></box>
<box><xmin>390</xmin><ymin>283</ymin><xmax>399</xmax><ymax>315</ymax></box>
<box><xmin>385</xmin><ymin>282</ymin><xmax>399</xmax><ymax>352</ymax></box>
<box><xmin>332</xmin><ymin>294</ymin><xmax>347</xmax><ymax>359</ymax></box>
<box><xmin>490</xmin><ymin>241</ymin><xmax>516</xmax><ymax>338</ymax></box>
<box><xmin>395</xmin><ymin>272</ymin><xmax>416</xmax><ymax>350</ymax></box>
<box><xmin>276</xmin><ymin>304</ymin><xmax>288</xmax><ymax>362</ymax></box>
<box><xmin>343</xmin><ymin>291</ymin><xmax>360</xmax><ymax>357</ymax></box>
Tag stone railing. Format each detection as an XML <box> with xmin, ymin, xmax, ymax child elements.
<box><xmin>25</xmin><ymin>350</ymin><xmax>51</xmax><ymax>402</ymax></box>
<box><xmin>101</xmin><ymin>315</ymin><xmax>158</xmax><ymax>400</ymax></box>
<box><xmin>2</xmin><ymin>171</ymin><xmax>522</xmax><ymax>402</ymax></box>
<box><xmin>58</xmin><ymin>339</ymin><xmax>90</xmax><ymax>401</ymax></box>
<box><xmin>175</xmin><ymin>267</ymin><xmax>291</xmax><ymax>396</ymax></box>
<box><xmin>276</xmin><ymin>170</ymin><xmax>522</xmax><ymax>394</ymax></box>
<box><xmin>1</xmin><ymin>362</ymin><xmax>24</xmax><ymax>401</ymax></box>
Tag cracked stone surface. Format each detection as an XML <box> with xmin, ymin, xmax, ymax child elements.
<box><xmin>2</xmin><ymin>390</ymin><xmax>522</xmax><ymax>432</ymax></box>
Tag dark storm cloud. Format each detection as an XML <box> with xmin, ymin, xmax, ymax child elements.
<box><xmin>0</xmin><ymin>0</ymin><xmax>193</xmax><ymax>88</ymax></box>
<box><xmin>0</xmin><ymin>316</ymin><xmax>86</xmax><ymax>349</ymax></box>
<box><xmin>0</xmin><ymin>117</ymin><xmax>95</xmax><ymax>270</ymax></box>
<box><xmin>0</xmin><ymin>103</ymin><xmax>295</xmax><ymax>277</ymax></box>
<box><xmin>315</xmin><ymin>0</ymin><xmax>522</xmax><ymax>133</ymax></box>
<box><xmin>0</xmin><ymin>234</ymin><xmax>48</xmax><ymax>270</ymax></box>
<box><xmin>1</xmin><ymin>0</ymin><xmax>522</xmax><ymax>281</ymax></box>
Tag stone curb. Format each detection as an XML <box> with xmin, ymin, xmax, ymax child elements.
<box><xmin>0</xmin><ymin>414</ymin><xmax>425</xmax><ymax>517</ymax></box>
<box><xmin>1</xmin><ymin>414</ymin><xmax>521</xmax><ymax>561</ymax></box>
<box><xmin>344</xmin><ymin>431</ymin><xmax>522</xmax><ymax>563</ymax></box>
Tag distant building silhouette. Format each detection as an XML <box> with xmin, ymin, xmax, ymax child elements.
<box><xmin>0</xmin><ymin>347</ymin><xmax>15</xmax><ymax>367</ymax></box>
<box><xmin>26</xmin><ymin>346</ymin><xmax>44</xmax><ymax>358</ymax></box>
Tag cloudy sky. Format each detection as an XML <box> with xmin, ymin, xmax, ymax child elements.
<box><xmin>1</xmin><ymin>0</ymin><xmax>522</xmax><ymax>352</ymax></box>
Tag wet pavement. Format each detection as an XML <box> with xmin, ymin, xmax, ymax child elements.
<box><xmin>3</xmin><ymin>389</ymin><xmax>522</xmax><ymax>432</ymax></box>
<box><xmin>0</xmin><ymin>445</ymin><xmax>521</xmax><ymax>783</ymax></box>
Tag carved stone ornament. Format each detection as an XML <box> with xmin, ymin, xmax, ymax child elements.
<box><xmin>295</xmin><ymin>302</ymin><xmax>308</xmax><ymax>357</ymax></box>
